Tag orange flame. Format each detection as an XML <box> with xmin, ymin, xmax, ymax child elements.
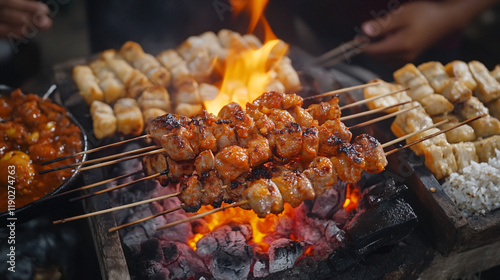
<box><xmin>230</xmin><ymin>0</ymin><xmax>277</xmax><ymax>41</ymax></box>
<box><xmin>204</xmin><ymin>0</ymin><xmax>286</xmax><ymax>114</ymax></box>
<box><xmin>204</xmin><ymin>40</ymin><xmax>288</xmax><ymax>114</ymax></box>
<box><xmin>188</xmin><ymin>202</ymin><xmax>295</xmax><ymax>252</ymax></box>
<box><xmin>342</xmin><ymin>184</ymin><xmax>360</xmax><ymax>212</ymax></box>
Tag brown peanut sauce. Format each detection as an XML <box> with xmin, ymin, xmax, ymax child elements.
<box><xmin>0</xmin><ymin>89</ymin><xmax>82</xmax><ymax>211</ymax></box>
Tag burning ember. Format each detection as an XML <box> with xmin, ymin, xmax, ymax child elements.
<box><xmin>188</xmin><ymin>203</ymin><xmax>295</xmax><ymax>252</ymax></box>
<box><xmin>343</xmin><ymin>184</ymin><xmax>360</xmax><ymax>212</ymax></box>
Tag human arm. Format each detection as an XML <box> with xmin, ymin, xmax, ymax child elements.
<box><xmin>0</xmin><ymin>0</ymin><xmax>52</xmax><ymax>38</ymax></box>
<box><xmin>360</xmin><ymin>0</ymin><xmax>500</xmax><ymax>65</ymax></box>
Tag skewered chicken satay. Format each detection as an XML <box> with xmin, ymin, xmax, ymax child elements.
<box><xmin>113</xmin><ymin>98</ymin><xmax>144</xmax><ymax>136</ymax></box>
<box><xmin>142</xmin><ymin>153</ymin><xmax>169</xmax><ymax>186</ymax></box>
<box><xmin>354</xmin><ymin>134</ymin><xmax>387</xmax><ymax>174</ymax></box>
<box><xmin>444</xmin><ymin>60</ymin><xmax>477</xmax><ymax>91</ymax></box>
<box><xmin>141</xmin><ymin>153</ymin><xmax>195</xmax><ymax>185</ymax></box>
<box><xmin>363</xmin><ymin>79</ymin><xmax>411</xmax><ymax>113</ymax></box>
<box><xmin>302</xmin><ymin>156</ymin><xmax>337</xmax><ymax>196</ymax></box>
<box><xmin>88</xmin><ymin>59</ymin><xmax>126</xmax><ymax>103</ymax></box>
<box><xmin>90</xmin><ymin>100</ymin><xmax>117</xmax><ymax>139</ymax></box>
<box><xmin>468</xmin><ymin>61</ymin><xmax>500</xmax><ymax>103</ymax></box>
<box><xmin>119</xmin><ymin>41</ymin><xmax>172</xmax><ymax>88</ymax></box>
<box><xmin>72</xmin><ymin>65</ymin><xmax>104</xmax><ymax>105</ymax></box>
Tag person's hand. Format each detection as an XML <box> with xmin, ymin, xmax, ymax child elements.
<box><xmin>0</xmin><ymin>0</ymin><xmax>52</xmax><ymax>38</ymax></box>
<box><xmin>360</xmin><ymin>1</ymin><xmax>465</xmax><ymax>66</ymax></box>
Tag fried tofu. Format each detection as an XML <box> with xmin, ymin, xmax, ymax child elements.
<box><xmin>474</xmin><ymin>135</ymin><xmax>500</xmax><ymax>162</ymax></box>
<box><xmin>419</xmin><ymin>94</ymin><xmax>454</xmax><ymax>116</ymax></box>
<box><xmin>432</xmin><ymin>115</ymin><xmax>476</xmax><ymax>143</ymax></box>
<box><xmin>444</xmin><ymin>60</ymin><xmax>477</xmax><ymax>91</ymax></box>
<box><xmin>469</xmin><ymin>61</ymin><xmax>500</xmax><ymax>103</ymax></box>
<box><xmin>451</xmin><ymin>142</ymin><xmax>478</xmax><ymax>171</ymax></box>
<box><xmin>363</xmin><ymin>79</ymin><xmax>412</xmax><ymax>113</ymax></box>
<box><xmin>423</xmin><ymin>145</ymin><xmax>458</xmax><ymax>180</ymax></box>
<box><xmin>418</xmin><ymin>61</ymin><xmax>449</xmax><ymax>93</ymax></box>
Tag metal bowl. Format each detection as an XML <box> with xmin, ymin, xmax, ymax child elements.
<box><xmin>0</xmin><ymin>86</ymin><xmax>88</xmax><ymax>221</ymax></box>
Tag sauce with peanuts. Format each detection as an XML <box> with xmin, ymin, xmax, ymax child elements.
<box><xmin>0</xmin><ymin>89</ymin><xmax>83</xmax><ymax>211</ymax></box>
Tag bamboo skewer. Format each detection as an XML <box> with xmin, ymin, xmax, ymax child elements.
<box><xmin>52</xmin><ymin>192</ymin><xmax>181</xmax><ymax>224</ymax></box>
<box><xmin>385</xmin><ymin>116</ymin><xmax>482</xmax><ymax>156</ymax></box>
<box><xmin>156</xmin><ymin>201</ymin><xmax>249</xmax><ymax>231</ymax></box>
<box><xmin>348</xmin><ymin>104</ymin><xmax>420</xmax><ymax>130</ymax></box>
<box><xmin>108</xmin><ymin>205</ymin><xmax>183</xmax><ymax>233</ymax></box>
<box><xmin>51</xmin><ymin>170</ymin><xmax>143</xmax><ymax>198</ymax></box>
<box><xmin>40</xmin><ymin>145</ymin><xmax>160</xmax><ymax>174</ymax></box>
<box><xmin>70</xmin><ymin>171</ymin><xmax>168</xmax><ymax>202</ymax></box>
<box><xmin>42</xmin><ymin>134</ymin><xmax>150</xmax><ymax>165</ymax></box>
<box><xmin>340</xmin><ymin>100</ymin><xmax>411</xmax><ymax>121</ymax></box>
<box><xmin>76</xmin><ymin>148</ymin><xmax>165</xmax><ymax>172</ymax></box>
<box><xmin>304</xmin><ymin>81</ymin><xmax>383</xmax><ymax>100</ymax></box>
<box><xmin>340</xmin><ymin>88</ymin><xmax>409</xmax><ymax>110</ymax></box>
<box><xmin>381</xmin><ymin>119</ymin><xmax>449</xmax><ymax>149</ymax></box>
<box><xmin>54</xmin><ymin>116</ymin><xmax>474</xmax><ymax>228</ymax></box>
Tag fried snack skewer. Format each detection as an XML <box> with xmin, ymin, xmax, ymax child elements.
<box><xmin>385</xmin><ymin>115</ymin><xmax>482</xmax><ymax>156</ymax></box>
<box><xmin>381</xmin><ymin>119</ymin><xmax>449</xmax><ymax>149</ymax></box>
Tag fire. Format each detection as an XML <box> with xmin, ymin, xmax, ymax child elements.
<box><xmin>203</xmin><ymin>0</ymin><xmax>287</xmax><ymax>114</ymax></box>
<box><xmin>188</xmin><ymin>203</ymin><xmax>295</xmax><ymax>252</ymax></box>
<box><xmin>342</xmin><ymin>184</ymin><xmax>360</xmax><ymax>212</ymax></box>
<box><xmin>191</xmin><ymin>0</ymin><xmax>299</xmax><ymax>255</ymax></box>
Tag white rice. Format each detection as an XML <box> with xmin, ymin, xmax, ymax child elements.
<box><xmin>441</xmin><ymin>149</ymin><xmax>500</xmax><ymax>217</ymax></box>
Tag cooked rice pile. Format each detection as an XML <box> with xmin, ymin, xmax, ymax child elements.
<box><xmin>442</xmin><ymin>149</ymin><xmax>500</xmax><ymax>217</ymax></box>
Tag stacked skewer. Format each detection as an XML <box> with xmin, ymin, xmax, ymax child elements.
<box><xmin>41</xmin><ymin>82</ymin><xmax>479</xmax><ymax>232</ymax></box>
<box><xmin>363</xmin><ymin>60</ymin><xmax>500</xmax><ymax>180</ymax></box>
